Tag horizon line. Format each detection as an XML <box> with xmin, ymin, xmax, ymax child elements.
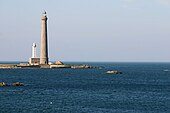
<box><xmin>0</xmin><ymin>61</ymin><xmax>170</xmax><ymax>63</ymax></box>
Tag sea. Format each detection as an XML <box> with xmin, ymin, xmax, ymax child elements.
<box><xmin>0</xmin><ymin>62</ymin><xmax>170</xmax><ymax>113</ymax></box>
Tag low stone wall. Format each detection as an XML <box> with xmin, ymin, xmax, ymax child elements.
<box><xmin>0</xmin><ymin>64</ymin><xmax>18</xmax><ymax>69</ymax></box>
<box><xmin>50</xmin><ymin>64</ymin><xmax>71</xmax><ymax>68</ymax></box>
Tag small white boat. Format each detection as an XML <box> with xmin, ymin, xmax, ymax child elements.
<box><xmin>163</xmin><ymin>69</ymin><xmax>169</xmax><ymax>72</ymax></box>
<box><xmin>106</xmin><ymin>70</ymin><xmax>122</xmax><ymax>74</ymax></box>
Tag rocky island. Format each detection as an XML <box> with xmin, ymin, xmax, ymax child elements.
<box><xmin>0</xmin><ymin>12</ymin><xmax>103</xmax><ymax>69</ymax></box>
<box><xmin>0</xmin><ymin>61</ymin><xmax>103</xmax><ymax>69</ymax></box>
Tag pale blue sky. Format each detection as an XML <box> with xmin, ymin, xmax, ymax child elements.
<box><xmin>0</xmin><ymin>0</ymin><xmax>170</xmax><ymax>62</ymax></box>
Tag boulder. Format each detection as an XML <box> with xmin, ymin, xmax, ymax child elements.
<box><xmin>12</xmin><ymin>82</ymin><xmax>24</xmax><ymax>86</ymax></box>
<box><xmin>55</xmin><ymin>61</ymin><xmax>64</xmax><ymax>65</ymax></box>
<box><xmin>0</xmin><ymin>82</ymin><xmax>9</xmax><ymax>86</ymax></box>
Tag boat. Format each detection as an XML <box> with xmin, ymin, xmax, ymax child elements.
<box><xmin>163</xmin><ymin>69</ymin><xmax>169</xmax><ymax>72</ymax></box>
<box><xmin>106</xmin><ymin>70</ymin><xmax>122</xmax><ymax>74</ymax></box>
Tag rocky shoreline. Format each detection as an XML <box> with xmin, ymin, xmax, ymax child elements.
<box><xmin>0</xmin><ymin>63</ymin><xmax>103</xmax><ymax>69</ymax></box>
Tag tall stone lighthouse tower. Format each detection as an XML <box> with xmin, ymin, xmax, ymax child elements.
<box><xmin>40</xmin><ymin>11</ymin><xmax>49</xmax><ymax>64</ymax></box>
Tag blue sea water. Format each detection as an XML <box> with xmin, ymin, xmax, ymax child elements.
<box><xmin>0</xmin><ymin>62</ymin><xmax>170</xmax><ymax>113</ymax></box>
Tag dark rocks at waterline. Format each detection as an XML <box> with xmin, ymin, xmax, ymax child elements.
<box><xmin>0</xmin><ymin>82</ymin><xmax>10</xmax><ymax>86</ymax></box>
<box><xmin>12</xmin><ymin>82</ymin><xmax>24</xmax><ymax>86</ymax></box>
<box><xmin>71</xmin><ymin>65</ymin><xmax>104</xmax><ymax>69</ymax></box>
<box><xmin>0</xmin><ymin>82</ymin><xmax>24</xmax><ymax>87</ymax></box>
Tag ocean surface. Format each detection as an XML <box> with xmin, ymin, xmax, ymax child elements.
<box><xmin>0</xmin><ymin>62</ymin><xmax>170</xmax><ymax>113</ymax></box>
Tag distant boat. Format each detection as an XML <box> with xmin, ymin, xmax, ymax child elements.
<box><xmin>106</xmin><ymin>70</ymin><xmax>122</xmax><ymax>74</ymax></box>
<box><xmin>163</xmin><ymin>69</ymin><xmax>169</xmax><ymax>72</ymax></box>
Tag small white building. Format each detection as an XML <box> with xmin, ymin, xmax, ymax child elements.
<box><xmin>29</xmin><ymin>43</ymin><xmax>40</xmax><ymax>65</ymax></box>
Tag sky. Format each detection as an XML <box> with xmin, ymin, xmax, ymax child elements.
<box><xmin>0</xmin><ymin>0</ymin><xmax>170</xmax><ymax>62</ymax></box>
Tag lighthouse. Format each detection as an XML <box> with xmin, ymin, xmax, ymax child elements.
<box><xmin>40</xmin><ymin>11</ymin><xmax>49</xmax><ymax>64</ymax></box>
<box><xmin>32</xmin><ymin>43</ymin><xmax>36</xmax><ymax>58</ymax></box>
<box><xmin>29</xmin><ymin>43</ymin><xmax>40</xmax><ymax>65</ymax></box>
